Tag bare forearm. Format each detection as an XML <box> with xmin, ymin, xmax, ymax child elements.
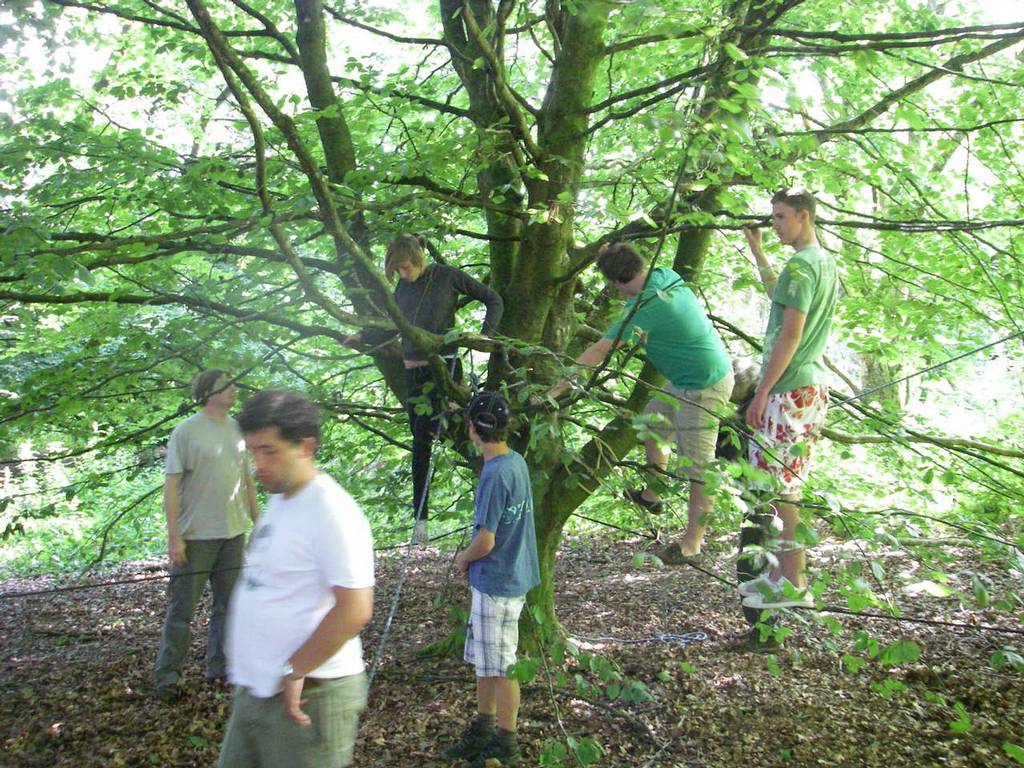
<box><xmin>289</xmin><ymin>588</ymin><xmax>373</xmax><ymax>678</ymax></box>
<box><xmin>757</xmin><ymin>327</ymin><xmax>801</xmax><ymax>396</ymax></box>
<box><xmin>163</xmin><ymin>478</ymin><xmax>181</xmax><ymax>536</ymax></box>
<box><xmin>547</xmin><ymin>338</ymin><xmax>615</xmax><ymax>399</ymax></box>
<box><xmin>750</xmin><ymin>249</ymin><xmax>777</xmax><ymax>296</ymax></box>
<box><xmin>460</xmin><ymin>532</ymin><xmax>495</xmax><ymax>564</ymax></box>
<box><xmin>456</xmin><ymin>529</ymin><xmax>496</xmax><ymax>577</ymax></box>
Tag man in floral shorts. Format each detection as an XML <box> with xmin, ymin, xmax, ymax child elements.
<box><xmin>740</xmin><ymin>188</ymin><xmax>838</xmax><ymax>609</ymax></box>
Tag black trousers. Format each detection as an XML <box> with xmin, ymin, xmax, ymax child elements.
<box><xmin>404</xmin><ymin>357</ymin><xmax>462</xmax><ymax>521</ymax></box>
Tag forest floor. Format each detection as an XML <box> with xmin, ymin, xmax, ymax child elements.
<box><xmin>1</xmin><ymin>530</ymin><xmax>1022</xmax><ymax>768</ymax></box>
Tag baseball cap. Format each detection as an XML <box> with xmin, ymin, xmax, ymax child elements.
<box><xmin>467</xmin><ymin>391</ymin><xmax>510</xmax><ymax>430</ymax></box>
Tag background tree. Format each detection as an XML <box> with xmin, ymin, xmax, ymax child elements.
<box><xmin>1</xmin><ymin>0</ymin><xmax>1022</xmax><ymax>641</ymax></box>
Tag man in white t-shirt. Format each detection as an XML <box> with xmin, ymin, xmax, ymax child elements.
<box><xmin>154</xmin><ymin>370</ymin><xmax>259</xmax><ymax>701</ymax></box>
<box><xmin>219</xmin><ymin>390</ymin><xmax>374</xmax><ymax>768</ymax></box>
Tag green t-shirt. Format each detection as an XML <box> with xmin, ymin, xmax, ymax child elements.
<box><xmin>761</xmin><ymin>245</ymin><xmax>838</xmax><ymax>393</ymax></box>
<box><xmin>604</xmin><ymin>267</ymin><xmax>732</xmax><ymax>390</ymax></box>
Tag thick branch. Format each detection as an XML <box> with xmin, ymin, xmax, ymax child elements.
<box><xmin>823</xmin><ymin>428</ymin><xmax>1024</xmax><ymax>459</ymax></box>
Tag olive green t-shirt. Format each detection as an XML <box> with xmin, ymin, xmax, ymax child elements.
<box><xmin>165</xmin><ymin>412</ymin><xmax>250</xmax><ymax>540</ymax></box>
<box><xmin>761</xmin><ymin>245</ymin><xmax>838</xmax><ymax>393</ymax></box>
<box><xmin>604</xmin><ymin>267</ymin><xmax>732</xmax><ymax>391</ymax></box>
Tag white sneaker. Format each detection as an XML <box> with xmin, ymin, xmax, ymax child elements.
<box><xmin>738</xmin><ymin>573</ymin><xmax>778</xmax><ymax>598</ymax></box>
<box><xmin>411</xmin><ymin>519</ymin><xmax>429</xmax><ymax>546</ymax></box>
<box><xmin>741</xmin><ymin>577</ymin><xmax>813</xmax><ymax>609</ymax></box>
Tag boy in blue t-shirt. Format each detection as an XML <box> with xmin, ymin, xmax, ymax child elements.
<box><xmin>444</xmin><ymin>391</ymin><xmax>539</xmax><ymax>767</ymax></box>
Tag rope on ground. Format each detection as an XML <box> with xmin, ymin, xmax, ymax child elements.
<box><xmin>570</xmin><ymin>632</ymin><xmax>708</xmax><ymax>647</ymax></box>
<box><xmin>366</xmin><ymin>535</ymin><xmax>416</xmax><ymax>689</ymax></box>
<box><xmin>0</xmin><ymin>525</ymin><xmax>470</xmax><ymax>602</ymax></box>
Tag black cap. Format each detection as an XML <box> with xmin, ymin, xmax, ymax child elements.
<box><xmin>467</xmin><ymin>391</ymin><xmax>510</xmax><ymax>430</ymax></box>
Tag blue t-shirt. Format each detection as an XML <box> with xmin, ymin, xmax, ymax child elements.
<box><xmin>469</xmin><ymin>451</ymin><xmax>540</xmax><ymax>598</ymax></box>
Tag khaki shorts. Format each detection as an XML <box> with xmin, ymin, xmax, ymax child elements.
<box><xmin>643</xmin><ymin>371</ymin><xmax>734</xmax><ymax>480</ymax></box>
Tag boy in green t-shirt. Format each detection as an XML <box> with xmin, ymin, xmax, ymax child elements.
<box><xmin>741</xmin><ymin>189</ymin><xmax>838</xmax><ymax>609</ymax></box>
<box><xmin>547</xmin><ymin>243</ymin><xmax>734</xmax><ymax>562</ymax></box>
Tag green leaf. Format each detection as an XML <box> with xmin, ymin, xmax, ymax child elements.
<box><xmin>905</xmin><ymin>580</ymin><xmax>954</xmax><ymax>598</ymax></box>
<box><xmin>716</xmin><ymin>98</ymin><xmax>743</xmax><ymax>114</ymax></box>
<box><xmin>723</xmin><ymin>42</ymin><xmax>748</xmax><ymax>61</ymax></box>
<box><xmin>507</xmin><ymin>658</ymin><xmax>539</xmax><ymax>683</ymax></box>
<box><xmin>991</xmin><ymin>647</ymin><xmax>1024</xmax><ymax>670</ymax></box>
<box><xmin>971</xmin><ymin>575</ymin><xmax>990</xmax><ymax>608</ymax></box>
<box><xmin>879</xmin><ymin>640</ymin><xmax>921</xmax><ymax>666</ymax></box>
<box><xmin>949</xmin><ymin>702</ymin><xmax>972</xmax><ymax>734</ymax></box>
<box><xmin>540</xmin><ymin>740</ymin><xmax>568</xmax><ymax>766</ymax></box>
<box><xmin>186</xmin><ymin>735</ymin><xmax>208</xmax><ymax>747</ymax></box>
<box><xmin>870</xmin><ymin>678</ymin><xmax>906</xmax><ymax>700</ymax></box>
<box><xmin>1003</xmin><ymin>743</ymin><xmax>1024</xmax><ymax>765</ymax></box>
<box><xmin>568</xmin><ymin>736</ymin><xmax>604</xmax><ymax>766</ymax></box>
<box><xmin>841</xmin><ymin>654</ymin><xmax>865</xmax><ymax>674</ymax></box>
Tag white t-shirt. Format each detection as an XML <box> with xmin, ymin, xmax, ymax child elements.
<box><xmin>226</xmin><ymin>473</ymin><xmax>375</xmax><ymax>697</ymax></box>
<box><xmin>165</xmin><ymin>412</ymin><xmax>250</xmax><ymax>540</ymax></box>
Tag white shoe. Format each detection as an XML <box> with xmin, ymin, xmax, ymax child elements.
<box><xmin>411</xmin><ymin>519</ymin><xmax>429</xmax><ymax>546</ymax></box>
<box><xmin>741</xmin><ymin>577</ymin><xmax>813</xmax><ymax>609</ymax></box>
<box><xmin>738</xmin><ymin>572</ymin><xmax>778</xmax><ymax>598</ymax></box>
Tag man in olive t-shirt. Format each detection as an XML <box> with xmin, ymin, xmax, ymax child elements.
<box><xmin>741</xmin><ymin>189</ymin><xmax>838</xmax><ymax>609</ymax></box>
<box><xmin>153</xmin><ymin>370</ymin><xmax>259</xmax><ymax>701</ymax></box>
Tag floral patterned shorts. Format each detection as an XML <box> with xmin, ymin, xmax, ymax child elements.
<box><xmin>748</xmin><ymin>385</ymin><xmax>828</xmax><ymax>496</ymax></box>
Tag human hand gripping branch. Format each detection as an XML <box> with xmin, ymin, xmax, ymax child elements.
<box><xmin>542</xmin><ymin>336</ymin><xmax>619</xmax><ymax>405</ymax></box>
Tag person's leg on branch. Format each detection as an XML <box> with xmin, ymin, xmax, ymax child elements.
<box><xmin>624</xmin><ymin>396</ymin><xmax>672</xmax><ymax>514</ymax></box>
<box><xmin>632</xmin><ymin>437</ymin><xmax>668</xmax><ymax>510</ymax></box>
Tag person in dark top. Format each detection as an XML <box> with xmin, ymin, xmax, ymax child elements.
<box><xmin>346</xmin><ymin>234</ymin><xmax>504</xmax><ymax>543</ymax></box>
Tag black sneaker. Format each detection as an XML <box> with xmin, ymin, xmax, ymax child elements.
<box><xmin>440</xmin><ymin>720</ymin><xmax>496</xmax><ymax>762</ymax></box>
<box><xmin>624</xmin><ymin>487</ymin><xmax>665</xmax><ymax>514</ymax></box>
<box><xmin>467</xmin><ymin>733</ymin><xmax>522</xmax><ymax>767</ymax></box>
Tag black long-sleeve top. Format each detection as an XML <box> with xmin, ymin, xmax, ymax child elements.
<box><xmin>362</xmin><ymin>263</ymin><xmax>504</xmax><ymax>362</ymax></box>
